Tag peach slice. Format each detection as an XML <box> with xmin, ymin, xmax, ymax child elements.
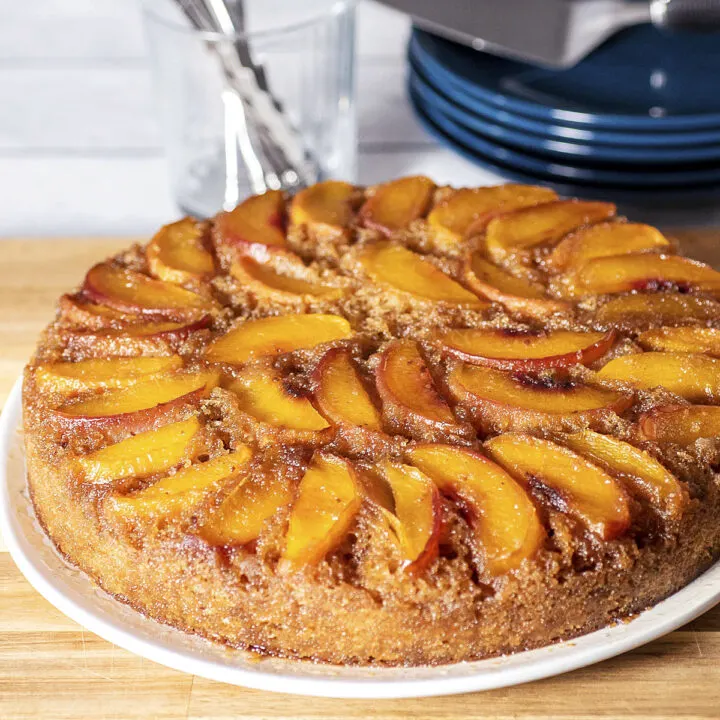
<box><xmin>485</xmin><ymin>434</ymin><xmax>631</xmax><ymax>540</ymax></box>
<box><xmin>546</xmin><ymin>222</ymin><xmax>670</xmax><ymax>273</ymax></box>
<box><xmin>205</xmin><ymin>313</ymin><xmax>352</xmax><ymax>364</ymax></box>
<box><xmin>463</xmin><ymin>252</ymin><xmax>569</xmax><ymax>318</ymax></box>
<box><xmin>289</xmin><ymin>180</ymin><xmax>354</xmax><ymax>231</ymax></box>
<box><xmin>359</xmin><ymin>243</ymin><xmax>485</xmax><ymax>305</ymax></box>
<box><xmin>199</xmin><ymin>473</ymin><xmax>293</xmax><ymax>547</ymax></box>
<box><xmin>83</xmin><ymin>264</ymin><xmax>214</xmax><ymax>317</ymax></box>
<box><xmin>312</xmin><ymin>348</ymin><xmax>383</xmax><ymax>430</ymax></box>
<box><xmin>35</xmin><ymin>356</ymin><xmax>182</xmax><ymax>393</ymax></box>
<box><xmin>639</xmin><ymin>404</ymin><xmax>720</xmax><ymax>445</ymax></box>
<box><xmin>282</xmin><ymin>453</ymin><xmax>362</xmax><ymax>568</ymax></box>
<box><xmin>595</xmin><ymin>292</ymin><xmax>720</xmax><ymax>328</ymax></box>
<box><xmin>427</xmin><ymin>184</ymin><xmax>557</xmax><ymax>247</ymax></box>
<box><xmin>358</xmin><ymin>175</ymin><xmax>434</xmax><ymax>235</ymax></box>
<box><xmin>63</xmin><ymin>317</ymin><xmax>212</xmax><ymax>357</ymax></box>
<box><xmin>435</xmin><ymin>328</ymin><xmax>615</xmax><ymax>371</ymax></box>
<box><xmin>214</xmin><ymin>190</ymin><xmax>287</xmax><ymax>261</ymax></box>
<box><xmin>637</xmin><ymin>327</ymin><xmax>720</xmax><ymax>356</ymax></box>
<box><xmin>376</xmin><ymin>340</ymin><xmax>464</xmax><ymax>438</ymax></box>
<box><xmin>484</xmin><ymin>200</ymin><xmax>616</xmax><ymax>263</ymax></box>
<box><xmin>378</xmin><ymin>461</ymin><xmax>441</xmax><ymax>573</ymax></box>
<box><xmin>448</xmin><ymin>364</ymin><xmax>632</xmax><ymax>434</ymax></box>
<box><xmin>54</xmin><ymin>371</ymin><xmax>219</xmax><ymax>426</ymax></box>
<box><xmin>58</xmin><ymin>294</ymin><xmax>143</xmax><ymax>329</ymax></box>
<box><xmin>107</xmin><ymin>448</ymin><xmax>252</xmax><ymax>522</ymax></box>
<box><xmin>230</xmin><ymin>257</ymin><xmax>343</xmax><ymax>302</ymax></box>
<box><xmin>227</xmin><ymin>365</ymin><xmax>331</xmax><ymax>443</ymax></box>
<box><xmin>597</xmin><ymin>351</ymin><xmax>720</xmax><ymax>402</ymax></box>
<box><xmin>563</xmin><ymin>430</ymin><xmax>686</xmax><ymax>517</ymax></box>
<box><xmin>562</xmin><ymin>254</ymin><xmax>720</xmax><ymax>299</ymax></box>
<box><xmin>408</xmin><ymin>445</ymin><xmax>544</xmax><ymax>575</ymax></box>
<box><xmin>74</xmin><ymin>417</ymin><xmax>201</xmax><ymax>484</ymax></box>
<box><xmin>146</xmin><ymin>217</ymin><xmax>214</xmax><ymax>284</ymax></box>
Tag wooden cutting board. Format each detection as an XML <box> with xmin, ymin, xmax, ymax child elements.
<box><xmin>1</xmin><ymin>235</ymin><xmax>720</xmax><ymax>720</ymax></box>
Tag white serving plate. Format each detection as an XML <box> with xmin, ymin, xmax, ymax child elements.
<box><xmin>2</xmin><ymin>376</ymin><xmax>719</xmax><ymax>699</ymax></box>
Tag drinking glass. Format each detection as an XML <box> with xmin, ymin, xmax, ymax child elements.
<box><xmin>142</xmin><ymin>0</ymin><xmax>357</xmax><ymax>217</ymax></box>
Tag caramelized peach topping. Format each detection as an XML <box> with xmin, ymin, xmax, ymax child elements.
<box><xmin>435</xmin><ymin>328</ymin><xmax>615</xmax><ymax>371</ymax></box>
<box><xmin>408</xmin><ymin>445</ymin><xmax>544</xmax><ymax>575</ymax></box>
<box><xmin>290</xmin><ymin>180</ymin><xmax>354</xmax><ymax>231</ymax></box>
<box><xmin>427</xmin><ymin>184</ymin><xmax>557</xmax><ymax>248</ymax></box>
<box><xmin>282</xmin><ymin>454</ymin><xmax>362</xmax><ymax>568</ymax></box>
<box><xmin>359</xmin><ymin>175</ymin><xmax>434</xmax><ymax>235</ymax></box>
<box><xmin>214</xmin><ymin>190</ymin><xmax>287</xmax><ymax>261</ymax></box>
<box><xmin>485</xmin><ymin>433</ymin><xmax>631</xmax><ymax>540</ymax></box>
<box><xmin>484</xmin><ymin>200</ymin><xmax>616</xmax><ymax>264</ymax></box>
<box><xmin>205</xmin><ymin>314</ymin><xmax>352</xmax><ymax>364</ymax></box>
<box><xmin>448</xmin><ymin>364</ymin><xmax>632</xmax><ymax>433</ymax></box>
<box><xmin>359</xmin><ymin>242</ymin><xmax>485</xmax><ymax>305</ymax></box>
<box><xmin>146</xmin><ymin>217</ymin><xmax>214</xmax><ymax>284</ymax></box>
<box><xmin>598</xmin><ymin>352</ymin><xmax>720</xmax><ymax>402</ymax></box>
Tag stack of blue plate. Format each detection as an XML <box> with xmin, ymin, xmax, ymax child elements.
<box><xmin>408</xmin><ymin>25</ymin><xmax>720</xmax><ymax>201</ymax></box>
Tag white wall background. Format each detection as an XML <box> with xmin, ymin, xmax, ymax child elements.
<box><xmin>0</xmin><ymin>0</ymin><xmax>716</xmax><ymax>236</ymax></box>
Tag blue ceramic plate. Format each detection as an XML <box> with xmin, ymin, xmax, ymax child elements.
<box><xmin>408</xmin><ymin>83</ymin><xmax>720</xmax><ymax>197</ymax></box>
<box><xmin>409</xmin><ymin>42</ymin><xmax>720</xmax><ymax>148</ymax></box>
<box><xmin>409</xmin><ymin>62</ymin><xmax>720</xmax><ymax>165</ymax></box>
<box><xmin>411</xmin><ymin>27</ymin><xmax>720</xmax><ymax>130</ymax></box>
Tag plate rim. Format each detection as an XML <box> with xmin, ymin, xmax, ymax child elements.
<box><xmin>411</xmin><ymin>29</ymin><xmax>720</xmax><ymax>131</ymax></box>
<box><xmin>2</xmin><ymin>376</ymin><xmax>720</xmax><ymax>699</ymax></box>
<box><xmin>408</xmin><ymin>52</ymin><xmax>720</xmax><ymax>161</ymax></box>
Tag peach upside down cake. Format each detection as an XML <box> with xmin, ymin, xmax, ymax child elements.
<box><xmin>24</xmin><ymin>177</ymin><xmax>720</xmax><ymax>666</ymax></box>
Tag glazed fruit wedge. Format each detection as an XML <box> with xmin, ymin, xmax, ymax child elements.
<box><xmin>107</xmin><ymin>448</ymin><xmax>252</xmax><ymax>523</ymax></box>
<box><xmin>545</xmin><ymin>222</ymin><xmax>670</xmax><ymax>274</ymax></box>
<box><xmin>448</xmin><ymin>364</ymin><xmax>632</xmax><ymax>434</ymax></box>
<box><xmin>435</xmin><ymin>328</ymin><xmax>615</xmax><ymax>370</ymax></box>
<box><xmin>312</xmin><ymin>348</ymin><xmax>383</xmax><ymax>430</ymax></box>
<box><xmin>484</xmin><ymin>200</ymin><xmax>616</xmax><ymax>263</ymax></box>
<box><xmin>146</xmin><ymin>217</ymin><xmax>214</xmax><ymax>284</ymax></box>
<box><xmin>358</xmin><ymin>175</ymin><xmax>434</xmax><ymax>235</ymax></box>
<box><xmin>205</xmin><ymin>314</ymin><xmax>352</xmax><ymax>364</ymax></box>
<box><xmin>463</xmin><ymin>252</ymin><xmax>569</xmax><ymax>319</ymax></box>
<box><xmin>637</xmin><ymin>327</ymin><xmax>720</xmax><ymax>356</ymax></box>
<box><xmin>359</xmin><ymin>243</ymin><xmax>485</xmax><ymax>305</ymax></box>
<box><xmin>83</xmin><ymin>264</ymin><xmax>215</xmax><ymax>317</ymax></box>
<box><xmin>63</xmin><ymin>317</ymin><xmax>212</xmax><ymax>357</ymax></box>
<box><xmin>35</xmin><ymin>356</ymin><xmax>182</xmax><ymax>393</ymax></box>
<box><xmin>598</xmin><ymin>352</ymin><xmax>720</xmax><ymax>402</ymax></box>
<box><xmin>226</xmin><ymin>365</ymin><xmax>332</xmax><ymax>444</ymax></box>
<box><xmin>562</xmin><ymin>254</ymin><xmax>720</xmax><ymax>299</ymax></box>
<box><xmin>58</xmin><ymin>294</ymin><xmax>142</xmax><ymax>329</ymax></box>
<box><xmin>230</xmin><ymin>257</ymin><xmax>343</xmax><ymax>302</ymax></box>
<box><xmin>485</xmin><ymin>434</ymin><xmax>631</xmax><ymax>540</ymax></box>
<box><xmin>595</xmin><ymin>292</ymin><xmax>720</xmax><ymax>328</ymax></box>
<box><xmin>73</xmin><ymin>417</ymin><xmax>201</xmax><ymax>484</ymax></box>
<box><xmin>562</xmin><ymin>430</ymin><xmax>687</xmax><ymax>517</ymax></box>
<box><xmin>408</xmin><ymin>445</ymin><xmax>544</xmax><ymax>575</ymax></box>
<box><xmin>378</xmin><ymin>461</ymin><xmax>442</xmax><ymax>574</ymax></box>
<box><xmin>214</xmin><ymin>189</ymin><xmax>288</xmax><ymax>261</ymax></box>
<box><xmin>427</xmin><ymin>184</ymin><xmax>557</xmax><ymax>248</ymax></box>
<box><xmin>290</xmin><ymin>180</ymin><xmax>354</xmax><ymax>232</ymax></box>
<box><xmin>639</xmin><ymin>404</ymin><xmax>720</xmax><ymax>445</ymax></box>
<box><xmin>199</xmin><ymin>473</ymin><xmax>293</xmax><ymax>547</ymax></box>
<box><xmin>54</xmin><ymin>371</ymin><xmax>219</xmax><ymax>427</ymax></box>
<box><xmin>376</xmin><ymin>340</ymin><xmax>465</xmax><ymax>439</ymax></box>
<box><xmin>282</xmin><ymin>453</ymin><xmax>362</xmax><ymax>568</ymax></box>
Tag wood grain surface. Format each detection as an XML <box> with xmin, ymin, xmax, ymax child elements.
<box><xmin>1</xmin><ymin>234</ymin><xmax>720</xmax><ymax>720</ymax></box>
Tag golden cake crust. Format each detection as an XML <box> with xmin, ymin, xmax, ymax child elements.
<box><xmin>23</xmin><ymin>177</ymin><xmax>720</xmax><ymax>666</ymax></box>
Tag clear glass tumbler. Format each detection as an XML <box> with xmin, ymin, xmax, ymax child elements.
<box><xmin>142</xmin><ymin>0</ymin><xmax>357</xmax><ymax>218</ymax></box>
